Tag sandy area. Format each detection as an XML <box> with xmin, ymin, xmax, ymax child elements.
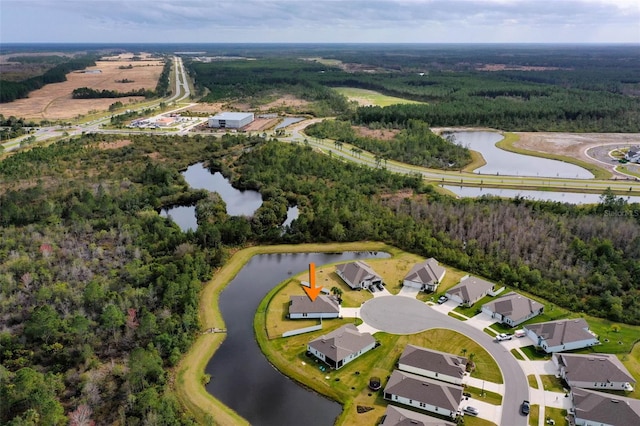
<box><xmin>0</xmin><ymin>57</ymin><xmax>164</xmax><ymax>121</ymax></box>
<box><xmin>94</xmin><ymin>139</ymin><xmax>132</xmax><ymax>150</ymax></box>
<box><xmin>354</xmin><ymin>126</ymin><xmax>399</xmax><ymax>140</ymax></box>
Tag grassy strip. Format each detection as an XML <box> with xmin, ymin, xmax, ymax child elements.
<box><xmin>496</xmin><ymin>132</ymin><xmax>612</xmax><ymax>180</ymax></box>
<box><xmin>448</xmin><ymin>312</ymin><xmax>468</xmax><ymax>321</ymax></box>
<box><xmin>462</xmin><ymin>149</ymin><xmax>488</xmax><ymax>172</ymax></box>
<box><xmin>544</xmin><ymin>407</ymin><xmax>568</xmax><ymax>426</ymax></box>
<box><xmin>483</xmin><ymin>327</ymin><xmax>498</xmax><ymax>337</ymax></box>
<box><xmin>520</xmin><ymin>345</ymin><xmax>552</xmax><ymax>361</ymax></box>
<box><xmin>511</xmin><ymin>349</ymin><xmax>525</xmax><ymax>361</ymax></box>
<box><xmin>529</xmin><ymin>404</ymin><xmax>540</xmax><ymax>426</ymax></box>
<box><xmin>464</xmin><ymin>417</ymin><xmax>498</xmax><ymax>426</ymax></box>
<box><xmin>174</xmin><ymin>242</ymin><xmax>390</xmax><ymax>425</ymax></box>
<box><xmin>464</xmin><ymin>386</ymin><xmax>503</xmax><ymax>405</ymax></box>
<box><xmin>333</xmin><ymin>87</ymin><xmax>424</xmax><ymax>107</ymax></box>
<box><xmin>454</xmin><ymin>295</ymin><xmax>493</xmax><ymax>318</ymax></box>
<box><xmin>540</xmin><ymin>375</ymin><xmax>566</xmax><ymax>393</ymax></box>
<box><xmin>616</xmin><ymin>165</ymin><xmax>640</xmax><ymax>179</ymax></box>
<box><xmin>527</xmin><ymin>374</ymin><xmax>539</xmax><ymax>389</ymax></box>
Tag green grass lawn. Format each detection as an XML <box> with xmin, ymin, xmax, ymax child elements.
<box><xmin>334</xmin><ymin>87</ymin><xmax>425</xmax><ymax>107</ymax></box>
<box><xmin>521</xmin><ymin>345</ymin><xmax>552</xmax><ymax>361</ymax></box>
<box><xmin>540</xmin><ymin>375</ymin><xmax>566</xmax><ymax>393</ymax></box>
<box><xmin>464</xmin><ymin>386</ymin><xmax>503</xmax><ymax>405</ymax></box>
<box><xmin>449</xmin><ymin>312</ymin><xmax>468</xmax><ymax>321</ymax></box>
<box><xmin>511</xmin><ymin>349</ymin><xmax>525</xmax><ymax>361</ymax></box>
<box><xmin>529</xmin><ymin>404</ymin><xmax>540</xmax><ymax>426</ymax></box>
<box><xmin>544</xmin><ymin>407</ymin><xmax>569</xmax><ymax>426</ymax></box>
<box><xmin>453</xmin><ymin>294</ymin><xmax>494</xmax><ymax>318</ymax></box>
<box><xmin>463</xmin><ymin>417</ymin><xmax>497</xmax><ymax>426</ymax></box>
<box><xmin>527</xmin><ymin>374</ymin><xmax>539</xmax><ymax>389</ymax></box>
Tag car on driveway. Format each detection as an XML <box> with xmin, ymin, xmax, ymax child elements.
<box><xmin>463</xmin><ymin>406</ymin><xmax>479</xmax><ymax>416</ymax></box>
<box><xmin>376</xmin><ymin>283</ymin><xmax>384</xmax><ymax>291</ymax></box>
<box><xmin>437</xmin><ymin>295</ymin><xmax>448</xmax><ymax>304</ymax></box>
<box><xmin>521</xmin><ymin>400</ymin><xmax>530</xmax><ymax>415</ymax></box>
<box><xmin>495</xmin><ymin>333</ymin><xmax>513</xmax><ymax>341</ymax></box>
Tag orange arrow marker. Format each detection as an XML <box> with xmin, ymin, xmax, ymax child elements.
<box><xmin>303</xmin><ymin>262</ymin><xmax>323</xmax><ymax>302</ymax></box>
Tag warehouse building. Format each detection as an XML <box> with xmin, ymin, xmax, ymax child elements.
<box><xmin>208</xmin><ymin>112</ymin><xmax>254</xmax><ymax>129</ymax></box>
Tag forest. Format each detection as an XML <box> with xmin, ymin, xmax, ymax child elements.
<box><xmin>72</xmin><ymin>87</ymin><xmax>156</xmax><ymax>99</ymax></box>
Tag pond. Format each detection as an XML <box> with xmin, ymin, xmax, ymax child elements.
<box><xmin>282</xmin><ymin>205</ymin><xmax>299</xmax><ymax>228</ymax></box>
<box><xmin>450</xmin><ymin>131</ymin><xmax>593</xmax><ymax>179</ymax></box>
<box><xmin>443</xmin><ymin>185</ymin><xmax>640</xmax><ymax>204</ymax></box>
<box><xmin>161</xmin><ymin>163</ymin><xmax>263</xmax><ymax>231</ymax></box>
<box><xmin>205</xmin><ymin>251</ymin><xmax>390</xmax><ymax>426</ymax></box>
<box><xmin>275</xmin><ymin>117</ymin><xmax>305</xmax><ymax>130</ymax></box>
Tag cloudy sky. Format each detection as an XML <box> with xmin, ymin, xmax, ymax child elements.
<box><xmin>1</xmin><ymin>0</ymin><xmax>639</xmax><ymax>44</ymax></box>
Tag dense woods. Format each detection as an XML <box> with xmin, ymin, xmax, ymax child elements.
<box><xmin>72</xmin><ymin>87</ymin><xmax>155</xmax><ymax>99</ymax></box>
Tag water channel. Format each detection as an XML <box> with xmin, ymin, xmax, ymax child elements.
<box><xmin>450</xmin><ymin>131</ymin><xmax>594</xmax><ymax>179</ymax></box>
<box><xmin>205</xmin><ymin>251</ymin><xmax>390</xmax><ymax>426</ymax></box>
<box><xmin>442</xmin><ymin>185</ymin><xmax>640</xmax><ymax>204</ymax></box>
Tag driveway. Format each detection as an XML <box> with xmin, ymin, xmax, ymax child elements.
<box><xmin>358</xmin><ymin>295</ymin><xmax>529</xmax><ymax>426</ymax></box>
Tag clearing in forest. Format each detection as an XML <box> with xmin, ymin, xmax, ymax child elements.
<box><xmin>334</xmin><ymin>87</ymin><xmax>424</xmax><ymax>107</ymax></box>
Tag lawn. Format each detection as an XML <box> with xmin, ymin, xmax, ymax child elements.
<box><xmin>520</xmin><ymin>345</ymin><xmax>552</xmax><ymax>361</ymax></box>
<box><xmin>449</xmin><ymin>312</ymin><xmax>468</xmax><ymax>321</ymax></box>
<box><xmin>298</xmin><ymin>263</ymin><xmax>373</xmax><ymax>307</ymax></box>
<box><xmin>464</xmin><ymin>386</ymin><xmax>503</xmax><ymax>405</ymax></box>
<box><xmin>511</xmin><ymin>349</ymin><xmax>525</xmax><ymax>361</ymax></box>
<box><xmin>334</xmin><ymin>87</ymin><xmax>425</xmax><ymax>107</ymax></box>
<box><xmin>463</xmin><ymin>417</ymin><xmax>497</xmax><ymax>426</ymax></box>
<box><xmin>529</xmin><ymin>404</ymin><xmax>540</xmax><ymax>426</ymax></box>
<box><xmin>454</xmin><ymin>294</ymin><xmax>494</xmax><ymax>318</ymax></box>
<box><xmin>539</xmin><ymin>375</ymin><xmax>566</xmax><ymax>393</ymax></box>
<box><xmin>527</xmin><ymin>374</ymin><xmax>539</xmax><ymax>389</ymax></box>
<box><xmin>620</xmin><ymin>342</ymin><xmax>640</xmax><ymax>399</ymax></box>
<box><xmin>544</xmin><ymin>407</ymin><xmax>569</xmax><ymax>426</ymax></box>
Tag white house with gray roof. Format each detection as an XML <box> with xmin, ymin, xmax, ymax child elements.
<box><xmin>307</xmin><ymin>324</ymin><xmax>375</xmax><ymax>369</ymax></box>
<box><xmin>402</xmin><ymin>258</ymin><xmax>447</xmax><ymax>292</ymax></box>
<box><xmin>524</xmin><ymin>318</ymin><xmax>600</xmax><ymax>353</ymax></box>
<box><xmin>553</xmin><ymin>353</ymin><xmax>635</xmax><ymax>391</ymax></box>
<box><xmin>398</xmin><ymin>345</ymin><xmax>467</xmax><ymax>385</ymax></box>
<box><xmin>481</xmin><ymin>292</ymin><xmax>544</xmax><ymax>327</ymax></box>
<box><xmin>571</xmin><ymin>388</ymin><xmax>640</xmax><ymax>426</ymax></box>
<box><xmin>335</xmin><ymin>261</ymin><xmax>383</xmax><ymax>290</ymax></box>
<box><xmin>384</xmin><ymin>370</ymin><xmax>463</xmax><ymax>418</ymax></box>
<box><xmin>445</xmin><ymin>275</ymin><xmax>494</xmax><ymax>307</ymax></box>
<box><xmin>625</xmin><ymin>146</ymin><xmax>640</xmax><ymax>163</ymax></box>
<box><xmin>380</xmin><ymin>405</ymin><xmax>456</xmax><ymax>426</ymax></box>
<box><xmin>288</xmin><ymin>295</ymin><xmax>340</xmax><ymax>319</ymax></box>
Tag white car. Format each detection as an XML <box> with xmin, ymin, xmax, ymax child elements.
<box><xmin>463</xmin><ymin>406</ymin><xmax>479</xmax><ymax>416</ymax></box>
<box><xmin>495</xmin><ymin>333</ymin><xmax>513</xmax><ymax>341</ymax></box>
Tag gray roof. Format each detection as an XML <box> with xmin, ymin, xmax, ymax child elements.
<box><xmin>336</xmin><ymin>261</ymin><xmax>382</xmax><ymax>286</ymax></box>
<box><xmin>482</xmin><ymin>292</ymin><xmax>543</xmax><ymax>322</ymax></box>
<box><xmin>381</xmin><ymin>405</ymin><xmax>456</xmax><ymax>426</ymax></box>
<box><xmin>308</xmin><ymin>324</ymin><xmax>375</xmax><ymax>362</ymax></box>
<box><xmin>446</xmin><ymin>276</ymin><xmax>494</xmax><ymax>304</ymax></box>
<box><xmin>572</xmin><ymin>388</ymin><xmax>640</xmax><ymax>425</ymax></box>
<box><xmin>555</xmin><ymin>353</ymin><xmax>635</xmax><ymax>385</ymax></box>
<box><xmin>289</xmin><ymin>295</ymin><xmax>340</xmax><ymax>315</ymax></box>
<box><xmin>524</xmin><ymin>319</ymin><xmax>599</xmax><ymax>348</ymax></box>
<box><xmin>399</xmin><ymin>345</ymin><xmax>467</xmax><ymax>379</ymax></box>
<box><xmin>210</xmin><ymin>111</ymin><xmax>254</xmax><ymax>120</ymax></box>
<box><xmin>404</xmin><ymin>258</ymin><xmax>446</xmax><ymax>285</ymax></box>
<box><xmin>384</xmin><ymin>370</ymin><xmax>463</xmax><ymax>413</ymax></box>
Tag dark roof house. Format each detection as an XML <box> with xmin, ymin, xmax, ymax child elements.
<box><xmin>307</xmin><ymin>324</ymin><xmax>375</xmax><ymax>369</ymax></box>
<box><xmin>380</xmin><ymin>405</ymin><xmax>456</xmax><ymax>426</ymax></box>
<box><xmin>553</xmin><ymin>353</ymin><xmax>635</xmax><ymax>391</ymax></box>
<box><xmin>335</xmin><ymin>261</ymin><xmax>382</xmax><ymax>290</ymax></box>
<box><xmin>398</xmin><ymin>345</ymin><xmax>467</xmax><ymax>385</ymax></box>
<box><xmin>288</xmin><ymin>295</ymin><xmax>340</xmax><ymax>319</ymax></box>
<box><xmin>445</xmin><ymin>276</ymin><xmax>494</xmax><ymax>307</ymax></box>
<box><xmin>402</xmin><ymin>258</ymin><xmax>447</xmax><ymax>292</ymax></box>
<box><xmin>481</xmin><ymin>292</ymin><xmax>544</xmax><ymax>327</ymax></box>
<box><xmin>524</xmin><ymin>319</ymin><xmax>600</xmax><ymax>353</ymax></box>
<box><xmin>572</xmin><ymin>388</ymin><xmax>640</xmax><ymax>426</ymax></box>
<box><xmin>384</xmin><ymin>370</ymin><xmax>463</xmax><ymax>417</ymax></box>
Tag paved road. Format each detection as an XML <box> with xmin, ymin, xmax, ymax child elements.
<box><xmin>360</xmin><ymin>296</ymin><xmax>529</xmax><ymax>426</ymax></box>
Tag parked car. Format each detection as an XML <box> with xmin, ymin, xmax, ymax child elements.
<box><xmin>514</xmin><ymin>329</ymin><xmax>526</xmax><ymax>338</ymax></box>
<box><xmin>437</xmin><ymin>295</ymin><xmax>448</xmax><ymax>304</ymax></box>
<box><xmin>495</xmin><ymin>333</ymin><xmax>513</xmax><ymax>341</ymax></box>
<box><xmin>376</xmin><ymin>283</ymin><xmax>384</xmax><ymax>291</ymax></box>
<box><xmin>463</xmin><ymin>406</ymin><xmax>479</xmax><ymax>416</ymax></box>
<box><xmin>368</xmin><ymin>286</ymin><xmax>377</xmax><ymax>293</ymax></box>
<box><xmin>521</xmin><ymin>400</ymin><xmax>530</xmax><ymax>415</ymax></box>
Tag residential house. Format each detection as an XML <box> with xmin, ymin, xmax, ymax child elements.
<box><xmin>553</xmin><ymin>353</ymin><xmax>635</xmax><ymax>391</ymax></box>
<box><xmin>335</xmin><ymin>261</ymin><xmax>383</xmax><ymax>290</ymax></box>
<box><xmin>380</xmin><ymin>405</ymin><xmax>456</xmax><ymax>426</ymax></box>
<box><xmin>571</xmin><ymin>388</ymin><xmax>640</xmax><ymax>426</ymax></box>
<box><xmin>307</xmin><ymin>324</ymin><xmax>375</xmax><ymax>369</ymax></box>
<box><xmin>398</xmin><ymin>345</ymin><xmax>467</xmax><ymax>385</ymax></box>
<box><xmin>288</xmin><ymin>295</ymin><xmax>340</xmax><ymax>319</ymax></box>
<box><xmin>524</xmin><ymin>319</ymin><xmax>600</xmax><ymax>353</ymax></box>
<box><xmin>402</xmin><ymin>258</ymin><xmax>447</xmax><ymax>292</ymax></box>
<box><xmin>481</xmin><ymin>292</ymin><xmax>544</xmax><ymax>327</ymax></box>
<box><xmin>445</xmin><ymin>276</ymin><xmax>494</xmax><ymax>307</ymax></box>
<box><xmin>625</xmin><ymin>146</ymin><xmax>640</xmax><ymax>163</ymax></box>
<box><xmin>384</xmin><ymin>370</ymin><xmax>463</xmax><ymax>419</ymax></box>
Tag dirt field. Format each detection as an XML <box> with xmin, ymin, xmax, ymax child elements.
<box><xmin>515</xmin><ymin>132</ymin><xmax>640</xmax><ymax>172</ymax></box>
<box><xmin>243</xmin><ymin>117</ymin><xmax>280</xmax><ymax>132</ymax></box>
<box><xmin>354</xmin><ymin>125</ymin><xmax>399</xmax><ymax>140</ymax></box>
<box><xmin>0</xmin><ymin>57</ymin><xmax>164</xmax><ymax>121</ymax></box>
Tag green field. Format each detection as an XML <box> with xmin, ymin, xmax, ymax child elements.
<box><xmin>334</xmin><ymin>87</ymin><xmax>425</xmax><ymax>107</ymax></box>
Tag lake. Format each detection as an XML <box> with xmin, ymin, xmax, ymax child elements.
<box><xmin>205</xmin><ymin>251</ymin><xmax>390</xmax><ymax>426</ymax></box>
<box><xmin>450</xmin><ymin>131</ymin><xmax>594</xmax><ymax>179</ymax></box>
<box><xmin>443</xmin><ymin>185</ymin><xmax>640</xmax><ymax>204</ymax></box>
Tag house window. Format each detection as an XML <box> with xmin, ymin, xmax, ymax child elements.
<box><xmin>394</xmin><ymin>395</ymin><xmax>398</xmax><ymax>401</ymax></box>
<box><xmin>435</xmin><ymin>373</ymin><xmax>438</xmax><ymax>377</ymax></box>
<box><xmin>420</xmin><ymin>403</ymin><xmax>425</xmax><ymax>408</ymax></box>
<box><xmin>409</xmin><ymin>400</ymin><xmax>413</xmax><ymax>404</ymax></box>
<box><xmin>303</xmin><ymin>313</ymin><xmax>307</xmax><ymax>317</ymax></box>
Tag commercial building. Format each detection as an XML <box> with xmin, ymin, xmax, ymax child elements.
<box><xmin>208</xmin><ymin>112</ymin><xmax>254</xmax><ymax>129</ymax></box>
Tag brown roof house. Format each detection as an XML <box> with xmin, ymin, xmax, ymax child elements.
<box><xmin>571</xmin><ymin>388</ymin><xmax>640</xmax><ymax>426</ymax></box>
<box><xmin>523</xmin><ymin>319</ymin><xmax>600</xmax><ymax>353</ymax></box>
<box><xmin>335</xmin><ymin>261</ymin><xmax>382</xmax><ymax>290</ymax></box>
<box><xmin>384</xmin><ymin>370</ymin><xmax>463</xmax><ymax>419</ymax></box>
<box><xmin>481</xmin><ymin>292</ymin><xmax>544</xmax><ymax>327</ymax></box>
<box><xmin>288</xmin><ymin>295</ymin><xmax>340</xmax><ymax>319</ymax></box>
<box><xmin>402</xmin><ymin>258</ymin><xmax>447</xmax><ymax>292</ymax></box>
<box><xmin>307</xmin><ymin>324</ymin><xmax>375</xmax><ymax>369</ymax></box>
<box><xmin>380</xmin><ymin>404</ymin><xmax>456</xmax><ymax>426</ymax></box>
<box><xmin>445</xmin><ymin>275</ymin><xmax>494</xmax><ymax>307</ymax></box>
<box><xmin>553</xmin><ymin>353</ymin><xmax>635</xmax><ymax>392</ymax></box>
<box><xmin>398</xmin><ymin>345</ymin><xmax>467</xmax><ymax>385</ymax></box>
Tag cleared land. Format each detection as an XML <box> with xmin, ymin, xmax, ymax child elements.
<box><xmin>334</xmin><ymin>87</ymin><xmax>424</xmax><ymax>107</ymax></box>
<box><xmin>0</xmin><ymin>57</ymin><xmax>165</xmax><ymax>120</ymax></box>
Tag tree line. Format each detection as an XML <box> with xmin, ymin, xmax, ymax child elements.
<box><xmin>72</xmin><ymin>86</ymin><xmax>155</xmax><ymax>99</ymax></box>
